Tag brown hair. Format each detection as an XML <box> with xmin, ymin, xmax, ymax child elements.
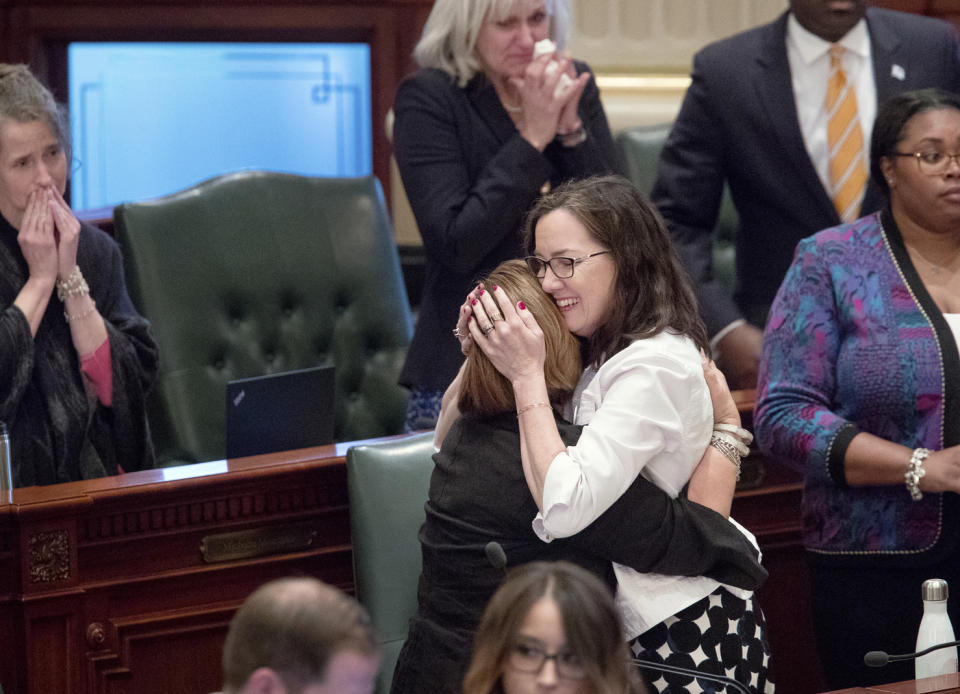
<box><xmin>0</xmin><ymin>64</ymin><xmax>71</xmax><ymax>165</ymax></box>
<box><xmin>221</xmin><ymin>577</ymin><xmax>378</xmax><ymax>692</ymax></box>
<box><xmin>524</xmin><ymin>175</ymin><xmax>708</xmax><ymax>368</ymax></box>
<box><xmin>463</xmin><ymin>561</ymin><xmax>641</xmax><ymax>694</ymax></box>
<box><xmin>458</xmin><ymin>260</ymin><xmax>581</xmax><ymax>415</ymax></box>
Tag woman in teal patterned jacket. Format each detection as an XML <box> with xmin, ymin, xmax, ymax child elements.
<box><xmin>755</xmin><ymin>88</ymin><xmax>960</xmax><ymax>690</ymax></box>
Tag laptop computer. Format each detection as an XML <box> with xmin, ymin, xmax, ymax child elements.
<box><xmin>225</xmin><ymin>365</ymin><xmax>336</xmax><ymax>459</ymax></box>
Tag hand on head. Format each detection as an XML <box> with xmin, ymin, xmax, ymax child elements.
<box><xmin>467</xmin><ymin>282</ymin><xmax>547</xmax><ymax>385</ymax></box>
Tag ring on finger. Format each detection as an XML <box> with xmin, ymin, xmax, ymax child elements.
<box><xmin>481</xmin><ymin>324</ymin><xmax>495</xmax><ymax>336</ymax></box>
<box><xmin>489</xmin><ymin>312</ymin><xmax>504</xmax><ymax>322</ymax></box>
<box><xmin>452</xmin><ymin>327</ymin><xmax>463</xmax><ymax>339</ymax></box>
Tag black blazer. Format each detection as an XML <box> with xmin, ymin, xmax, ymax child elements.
<box><xmin>652</xmin><ymin>8</ymin><xmax>960</xmax><ymax>335</ymax></box>
<box><xmin>393</xmin><ymin>65</ymin><xmax>620</xmax><ymax>392</ymax></box>
<box><xmin>389</xmin><ymin>412</ymin><xmax>766</xmax><ymax>694</ymax></box>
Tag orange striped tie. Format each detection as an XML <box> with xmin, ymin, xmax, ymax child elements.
<box><xmin>826</xmin><ymin>45</ymin><xmax>867</xmax><ymax>222</ymax></box>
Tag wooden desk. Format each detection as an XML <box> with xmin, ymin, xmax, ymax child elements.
<box><xmin>0</xmin><ymin>441</ymin><xmax>362</xmax><ymax>694</ymax></box>
<box><xmin>826</xmin><ymin>672</ymin><xmax>960</xmax><ymax>693</ymax></box>
<box><xmin>0</xmin><ymin>410</ymin><xmax>820</xmax><ymax>694</ymax></box>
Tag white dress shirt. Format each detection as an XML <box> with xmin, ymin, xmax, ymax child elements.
<box><xmin>787</xmin><ymin>15</ymin><xmax>875</xmax><ymax>196</ymax></box>
<box><xmin>531</xmin><ymin>332</ymin><xmax>756</xmax><ymax>639</ymax></box>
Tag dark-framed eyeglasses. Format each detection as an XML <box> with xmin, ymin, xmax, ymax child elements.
<box><xmin>524</xmin><ymin>251</ymin><xmax>610</xmax><ymax>279</ymax></box>
<box><xmin>507</xmin><ymin>641</ymin><xmax>586</xmax><ymax>680</ymax></box>
<box><xmin>889</xmin><ymin>151</ymin><xmax>960</xmax><ymax>176</ymax></box>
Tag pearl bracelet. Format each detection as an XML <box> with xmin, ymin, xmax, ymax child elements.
<box><xmin>64</xmin><ymin>299</ymin><xmax>96</xmax><ymax>322</ymax></box>
<box><xmin>56</xmin><ymin>266</ymin><xmax>89</xmax><ymax>301</ymax></box>
<box><xmin>905</xmin><ymin>447</ymin><xmax>929</xmax><ymax>501</ymax></box>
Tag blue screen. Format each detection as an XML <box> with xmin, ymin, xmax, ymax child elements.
<box><xmin>68</xmin><ymin>42</ymin><xmax>372</xmax><ymax>210</ymax></box>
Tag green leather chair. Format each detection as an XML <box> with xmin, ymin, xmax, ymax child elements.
<box><xmin>114</xmin><ymin>172</ymin><xmax>412</xmax><ymax>465</ymax></box>
<box><xmin>346</xmin><ymin>432</ymin><xmax>435</xmax><ymax>694</ymax></box>
<box><xmin>616</xmin><ymin>124</ymin><xmax>739</xmax><ymax>294</ymax></box>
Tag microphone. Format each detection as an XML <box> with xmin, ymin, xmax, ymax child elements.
<box><xmin>484</xmin><ymin>541</ymin><xmax>507</xmax><ymax>574</ymax></box>
<box><xmin>632</xmin><ymin>657</ymin><xmax>751</xmax><ymax>694</ymax></box>
<box><xmin>864</xmin><ymin>639</ymin><xmax>960</xmax><ymax>667</ymax></box>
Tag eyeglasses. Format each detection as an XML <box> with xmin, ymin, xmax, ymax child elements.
<box><xmin>507</xmin><ymin>641</ymin><xmax>586</xmax><ymax>680</ymax></box>
<box><xmin>524</xmin><ymin>251</ymin><xmax>610</xmax><ymax>279</ymax></box>
<box><xmin>889</xmin><ymin>151</ymin><xmax>960</xmax><ymax>176</ymax></box>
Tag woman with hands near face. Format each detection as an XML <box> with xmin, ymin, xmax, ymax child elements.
<box><xmin>393</xmin><ymin>0</ymin><xmax>620</xmax><ymax>433</ymax></box>
<box><xmin>0</xmin><ymin>64</ymin><xmax>157</xmax><ymax>487</ymax></box>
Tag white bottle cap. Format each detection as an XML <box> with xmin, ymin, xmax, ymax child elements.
<box><xmin>923</xmin><ymin>578</ymin><xmax>949</xmax><ymax>602</ymax></box>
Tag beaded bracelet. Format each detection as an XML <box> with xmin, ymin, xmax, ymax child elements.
<box><xmin>517</xmin><ymin>401</ymin><xmax>550</xmax><ymax>417</ymax></box>
<box><xmin>905</xmin><ymin>447</ymin><xmax>929</xmax><ymax>501</ymax></box>
<box><xmin>64</xmin><ymin>299</ymin><xmax>97</xmax><ymax>322</ymax></box>
<box><xmin>56</xmin><ymin>266</ymin><xmax>89</xmax><ymax>301</ymax></box>
<box><xmin>709</xmin><ymin>433</ymin><xmax>742</xmax><ymax>481</ymax></box>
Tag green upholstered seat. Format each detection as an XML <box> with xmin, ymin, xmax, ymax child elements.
<box><xmin>114</xmin><ymin>172</ymin><xmax>412</xmax><ymax>465</ymax></box>
<box><xmin>615</xmin><ymin>124</ymin><xmax>739</xmax><ymax>294</ymax></box>
<box><xmin>346</xmin><ymin>432</ymin><xmax>435</xmax><ymax>694</ymax></box>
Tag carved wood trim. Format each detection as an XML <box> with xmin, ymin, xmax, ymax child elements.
<box><xmin>28</xmin><ymin>529</ymin><xmax>70</xmax><ymax>583</ymax></box>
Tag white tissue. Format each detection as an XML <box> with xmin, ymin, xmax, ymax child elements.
<box><xmin>532</xmin><ymin>40</ymin><xmax>573</xmax><ymax>98</ymax></box>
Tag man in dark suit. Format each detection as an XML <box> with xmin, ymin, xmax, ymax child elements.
<box><xmin>652</xmin><ymin>0</ymin><xmax>960</xmax><ymax>389</ymax></box>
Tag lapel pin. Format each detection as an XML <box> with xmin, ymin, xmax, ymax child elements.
<box><xmin>891</xmin><ymin>64</ymin><xmax>906</xmax><ymax>81</ymax></box>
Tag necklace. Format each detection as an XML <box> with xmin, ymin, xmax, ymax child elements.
<box><xmin>906</xmin><ymin>243</ymin><xmax>960</xmax><ymax>278</ymax></box>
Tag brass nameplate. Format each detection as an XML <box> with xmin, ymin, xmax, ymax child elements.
<box><xmin>200</xmin><ymin>524</ymin><xmax>317</xmax><ymax>563</ymax></box>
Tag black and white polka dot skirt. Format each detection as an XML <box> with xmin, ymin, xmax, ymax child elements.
<box><xmin>628</xmin><ymin>587</ymin><xmax>775</xmax><ymax>693</ymax></box>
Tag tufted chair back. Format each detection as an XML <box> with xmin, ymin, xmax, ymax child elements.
<box><xmin>114</xmin><ymin>172</ymin><xmax>412</xmax><ymax>465</ymax></box>
<box><xmin>615</xmin><ymin>124</ymin><xmax>739</xmax><ymax>294</ymax></box>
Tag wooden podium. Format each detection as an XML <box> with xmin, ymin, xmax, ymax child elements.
<box><xmin>0</xmin><ymin>442</ymin><xmax>358</xmax><ymax>694</ymax></box>
<box><xmin>0</xmin><ymin>406</ymin><xmax>823</xmax><ymax>693</ymax></box>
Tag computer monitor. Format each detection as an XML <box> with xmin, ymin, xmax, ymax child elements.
<box><xmin>68</xmin><ymin>41</ymin><xmax>372</xmax><ymax>211</ymax></box>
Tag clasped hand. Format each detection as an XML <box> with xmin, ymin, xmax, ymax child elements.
<box><xmin>454</xmin><ymin>284</ymin><xmax>546</xmax><ymax>384</ymax></box>
<box><xmin>17</xmin><ymin>187</ymin><xmax>81</xmax><ymax>289</ymax></box>
<box><xmin>511</xmin><ymin>50</ymin><xmax>590</xmax><ymax>150</ymax></box>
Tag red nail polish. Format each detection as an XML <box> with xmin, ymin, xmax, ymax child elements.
<box><xmin>468</xmin><ymin>315</ymin><xmax>472</xmax><ymax>322</ymax></box>
<box><xmin>492</xmin><ymin>285</ymin><xmax>498</xmax><ymax>291</ymax></box>
<box><xmin>518</xmin><ymin>301</ymin><xmax>526</xmax><ymax>311</ymax></box>
<box><xmin>471</xmin><ymin>298</ymin><xmax>477</xmax><ymax>305</ymax></box>
<box><xmin>478</xmin><ymin>289</ymin><xmax>484</xmax><ymax>296</ymax></box>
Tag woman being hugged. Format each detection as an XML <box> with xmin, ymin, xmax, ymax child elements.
<box><xmin>0</xmin><ymin>64</ymin><xmax>157</xmax><ymax>486</ymax></box>
<box><xmin>394</xmin><ymin>0</ymin><xmax>620</xmax><ymax>431</ymax></box>
<box><xmin>456</xmin><ymin>175</ymin><xmax>773</xmax><ymax>693</ymax></box>
<box><xmin>756</xmin><ymin>88</ymin><xmax>960</xmax><ymax>690</ymax></box>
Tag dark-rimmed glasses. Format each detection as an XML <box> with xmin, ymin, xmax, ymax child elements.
<box><xmin>524</xmin><ymin>251</ymin><xmax>610</xmax><ymax>279</ymax></box>
<box><xmin>889</xmin><ymin>151</ymin><xmax>960</xmax><ymax>176</ymax></box>
<box><xmin>507</xmin><ymin>641</ymin><xmax>587</xmax><ymax>680</ymax></box>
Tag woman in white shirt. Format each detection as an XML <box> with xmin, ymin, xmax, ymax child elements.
<box><xmin>442</xmin><ymin>175</ymin><xmax>773</xmax><ymax>693</ymax></box>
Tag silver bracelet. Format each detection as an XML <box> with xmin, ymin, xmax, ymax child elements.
<box><xmin>905</xmin><ymin>447</ymin><xmax>929</xmax><ymax>501</ymax></box>
<box><xmin>714</xmin><ymin>422</ymin><xmax>754</xmax><ymax>446</ymax></box>
<box><xmin>709</xmin><ymin>433</ymin><xmax>742</xmax><ymax>481</ymax></box>
<box><xmin>56</xmin><ymin>265</ymin><xmax>89</xmax><ymax>301</ymax></box>
<box><xmin>711</xmin><ymin>429</ymin><xmax>750</xmax><ymax>457</ymax></box>
<box><xmin>555</xmin><ymin>124</ymin><xmax>587</xmax><ymax>147</ymax></box>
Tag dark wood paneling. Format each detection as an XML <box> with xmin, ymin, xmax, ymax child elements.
<box><xmin>0</xmin><ymin>444</ymin><xmax>357</xmax><ymax>694</ymax></box>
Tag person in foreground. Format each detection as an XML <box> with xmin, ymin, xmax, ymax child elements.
<box><xmin>0</xmin><ymin>64</ymin><xmax>157</xmax><ymax>486</ymax></box>
<box><xmin>451</xmin><ymin>176</ymin><xmax>773</xmax><ymax>692</ymax></box>
<box><xmin>219</xmin><ymin>577</ymin><xmax>380</xmax><ymax>694</ymax></box>
<box><xmin>755</xmin><ymin>88</ymin><xmax>960</xmax><ymax>689</ymax></box>
<box><xmin>390</xmin><ymin>259</ymin><xmax>766</xmax><ymax>694</ymax></box>
<box><xmin>394</xmin><ymin>0</ymin><xmax>620</xmax><ymax>431</ymax></box>
<box><xmin>464</xmin><ymin>561</ymin><xmax>645</xmax><ymax>694</ymax></box>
